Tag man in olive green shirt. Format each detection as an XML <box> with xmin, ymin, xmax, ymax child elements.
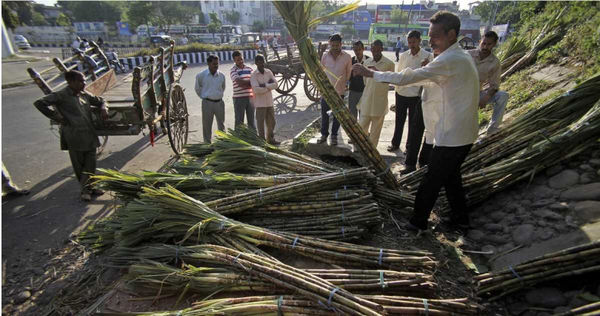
<box><xmin>34</xmin><ymin>70</ymin><xmax>108</xmax><ymax>202</ymax></box>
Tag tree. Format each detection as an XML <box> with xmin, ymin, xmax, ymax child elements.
<box><xmin>153</xmin><ymin>2</ymin><xmax>196</xmax><ymax>33</ymax></box>
<box><xmin>2</xmin><ymin>3</ymin><xmax>20</xmax><ymax>30</ymax></box>
<box><xmin>126</xmin><ymin>1</ymin><xmax>157</xmax><ymax>35</ymax></box>
<box><xmin>224</xmin><ymin>11</ymin><xmax>240</xmax><ymax>25</ymax></box>
<box><xmin>57</xmin><ymin>1</ymin><xmax>123</xmax><ymax>23</ymax></box>
<box><xmin>4</xmin><ymin>1</ymin><xmax>34</xmax><ymax>26</ymax></box>
<box><xmin>251</xmin><ymin>20</ymin><xmax>265</xmax><ymax>33</ymax></box>
<box><xmin>55</xmin><ymin>13</ymin><xmax>71</xmax><ymax>27</ymax></box>
<box><xmin>31</xmin><ymin>11</ymin><xmax>49</xmax><ymax>26</ymax></box>
<box><xmin>207</xmin><ymin>13</ymin><xmax>222</xmax><ymax>40</ymax></box>
<box><xmin>341</xmin><ymin>20</ymin><xmax>356</xmax><ymax>39</ymax></box>
<box><xmin>390</xmin><ymin>9</ymin><xmax>409</xmax><ymax>25</ymax></box>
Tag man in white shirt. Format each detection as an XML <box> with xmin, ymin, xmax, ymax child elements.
<box><xmin>357</xmin><ymin>40</ymin><xmax>395</xmax><ymax>147</ymax></box>
<box><xmin>468</xmin><ymin>31</ymin><xmax>509</xmax><ymax>135</ymax></box>
<box><xmin>388</xmin><ymin>31</ymin><xmax>433</xmax><ymax>176</ymax></box>
<box><xmin>353</xmin><ymin>11</ymin><xmax>479</xmax><ymax>232</ymax></box>
<box><xmin>195</xmin><ymin>55</ymin><xmax>226</xmax><ymax>143</ymax></box>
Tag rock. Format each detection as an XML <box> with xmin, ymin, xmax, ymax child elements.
<box><xmin>532</xmin><ymin>175</ymin><xmax>548</xmax><ymax>185</ymax></box>
<box><xmin>533</xmin><ymin>209</ymin><xmax>563</xmax><ymax>220</ymax></box>
<box><xmin>531</xmin><ymin>185</ymin><xmax>555</xmax><ymax>199</ymax></box>
<box><xmin>467</xmin><ymin>230</ymin><xmax>485</xmax><ymax>241</ymax></box>
<box><xmin>508</xmin><ymin>301</ymin><xmax>528</xmax><ymax>315</ymax></box>
<box><xmin>532</xmin><ymin>198</ymin><xmax>555</xmax><ymax>207</ymax></box>
<box><xmin>457</xmin><ymin>276</ymin><xmax>468</xmax><ymax>284</ymax></box>
<box><xmin>549</xmin><ymin>202</ymin><xmax>569</xmax><ymax>212</ymax></box>
<box><xmin>588</xmin><ymin>158</ymin><xmax>600</xmax><ymax>166</ymax></box>
<box><xmin>525</xmin><ymin>287</ymin><xmax>567</xmax><ymax>308</ymax></box>
<box><xmin>14</xmin><ymin>291</ymin><xmax>31</xmax><ymax>304</ymax></box>
<box><xmin>537</xmin><ymin>220</ymin><xmax>547</xmax><ymax>227</ymax></box>
<box><xmin>561</xmin><ymin>183</ymin><xmax>600</xmax><ymax>200</ymax></box>
<box><xmin>548</xmin><ymin>170</ymin><xmax>580</xmax><ymax>189</ymax></box>
<box><xmin>536</xmin><ymin>228</ymin><xmax>554</xmax><ymax>241</ymax></box>
<box><xmin>30</xmin><ymin>268</ymin><xmax>44</xmax><ymax>276</ymax></box>
<box><xmin>545</xmin><ymin>165</ymin><xmax>564</xmax><ymax>177</ymax></box>
<box><xmin>580</xmin><ymin>172</ymin><xmax>595</xmax><ymax>184</ymax></box>
<box><xmin>483</xmin><ymin>223</ymin><xmax>503</xmax><ymax>232</ymax></box>
<box><xmin>572</xmin><ymin>201</ymin><xmax>600</xmax><ymax>223</ymax></box>
<box><xmin>512</xmin><ymin>224</ymin><xmax>535</xmax><ymax>245</ymax></box>
<box><xmin>490</xmin><ymin>211</ymin><xmax>506</xmax><ymax>222</ymax></box>
<box><xmin>485</xmin><ymin>234</ymin><xmax>507</xmax><ymax>244</ymax></box>
<box><xmin>579</xmin><ymin>164</ymin><xmax>595</xmax><ymax>172</ymax></box>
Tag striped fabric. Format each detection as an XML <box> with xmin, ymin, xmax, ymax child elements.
<box><xmin>230</xmin><ymin>64</ymin><xmax>254</xmax><ymax>98</ymax></box>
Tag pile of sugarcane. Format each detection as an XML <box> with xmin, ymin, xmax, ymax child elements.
<box><xmin>125</xmin><ymin>260</ymin><xmax>436</xmax><ymax>298</ymax></box>
<box><xmin>397</xmin><ymin>73</ymin><xmax>600</xmax><ymax>207</ymax></box>
<box><xmin>100</xmin><ymin>187</ymin><xmax>435</xmax><ymax>271</ymax></box>
<box><xmin>272</xmin><ymin>1</ymin><xmax>397</xmax><ymax>189</ymax></box>
<box><xmin>501</xmin><ymin>6</ymin><xmax>567</xmax><ymax>79</ymax></box>
<box><xmin>475</xmin><ymin>241</ymin><xmax>600</xmax><ymax>300</ymax></box>
<box><xmin>553</xmin><ymin>302</ymin><xmax>600</xmax><ymax>316</ymax></box>
<box><xmin>104</xmin><ymin>294</ymin><xmax>481</xmax><ymax>315</ymax></box>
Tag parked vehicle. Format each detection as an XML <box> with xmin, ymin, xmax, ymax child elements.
<box><xmin>150</xmin><ymin>35</ymin><xmax>171</xmax><ymax>47</ymax></box>
<box><xmin>228</xmin><ymin>33</ymin><xmax>262</xmax><ymax>47</ymax></box>
<box><xmin>13</xmin><ymin>35</ymin><xmax>31</xmax><ymax>50</ymax></box>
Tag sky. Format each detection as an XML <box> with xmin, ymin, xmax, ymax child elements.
<box><xmin>34</xmin><ymin>0</ymin><xmax>476</xmax><ymax>11</ymax></box>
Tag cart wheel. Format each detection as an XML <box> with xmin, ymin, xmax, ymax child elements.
<box><xmin>165</xmin><ymin>83</ymin><xmax>189</xmax><ymax>155</ymax></box>
<box><xmin>304</xmin><ymin>76</ymin><xmax>321</xmax><ymax>102</ymax></box>
<box><xmin>275</xmin><ymin>72</ymin><xmax>300</xmax><ymax>94</ymax></box>
<box><xmin>96</xmin><ymin>136</ymin><xmax>108</xmax><ymax>157</ymax></box>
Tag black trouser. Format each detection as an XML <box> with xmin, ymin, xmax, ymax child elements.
<box><xmin>395</xmin><ymin>48</ymin><xmax>401</xmax><ymax>61</ymax></box>
<box><xmin>404</xmin><ymin>97</ymin><xmax>425</xmax><ymax>167</ymax></box>
<box><xmin>410</xmin><ymin>144</ymin><xmax>473</xmax><ymax>229</ymax></box>
<box><xmin>320</xmin><ymin>97</ymin><xmax>341</xmax><ymax>138</ymax></box>
<box><xmin>418</xmin><ymin>140</ymin><xmax>433</xmax><ymax>167</ymax></box>
<box><xmin>391</xmin><ymin>93</ymin><xmax>417</xmax><ymax>148</ymax></box>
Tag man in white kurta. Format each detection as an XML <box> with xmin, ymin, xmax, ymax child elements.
<box><xmin>357</xmin><ymin>40</ymin><xmax>395</xmax><ymax>147</ymax></box>
<box><xmin>353</xmin><ymin>11</ymin><xmax>480</xmax><ymax>232</ymax></box>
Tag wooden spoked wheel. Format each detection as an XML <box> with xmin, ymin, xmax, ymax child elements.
<box><xmin>275</xmin><ymin>72</ymin><xmax>300</xmax><ymax>94</ymax></box>
<box><xmin>165</xmin><ymin>84</ymin><xmax>189</xmax><ymax>155</ymax></box>
<box><xmin>304</xmin><ymin>75</ymin><xmax>321</xmax><ymax>102</ymax></box>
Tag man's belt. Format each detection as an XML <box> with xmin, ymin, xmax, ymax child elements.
<box><xmin>205</xmin><ymin>98</ymin><xmax>222</xmax><ymax>103</ymax></box>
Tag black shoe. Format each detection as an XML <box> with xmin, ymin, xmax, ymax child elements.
<box><xmin>407</xmin><ymin>218</ymin><xmax>427</xmax><ymax>232</ymax></box>
<box><xmin>387</xmin><ymin>145</ymin><xmax>399</xmax><ymax>152</ymax></box>
<box><xmin>316</xmin><ymin>136</ymin><xmax>328</xmax><ymax>144</ymax></box>
<box><xmin>5</xmin><ymin>189</ymin><xmax>29</xmax><ymax>197</ymax></box>
<box><xmin>400</xmin><ymin>165</ymin><xmax>416</xmax><ymax>175</ymax></box>
<box><xmin>91</xmin><ymin>189</ymin><xmax>105</xmax><ymax>196</ymax></box>
<box><xmin>331</xmin><ymin>137</ymin><xmax>338</xmax><ymax>146</ymax></box>
<box><xmin>268</xmin><ymin>140</ymin><xmax>281</xmax><ymax>146</ymax></box>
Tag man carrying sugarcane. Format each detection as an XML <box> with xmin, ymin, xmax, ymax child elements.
<box><xmin>356</xmin><ymin>39</ymin><xmax>395</xmax><ymax>147</ymax></box>
<box><xmin>469</xmin><ymin>31</ymin><xmax>509</xmax><ymax>135</ymax></box>
<box><xmin>318</xmin><ymin>33</ymin><xmax>353</xmax><ymax>146</ymax></box>
<box><xmin>33</xmin><ymin>70</ymin><xmax>108</xmax><ymax>202</ymax></box>
<box><xmin>195</xmin><ymin>54</ymin><xmax>226</xmax><ymax>144</ymax></box>
<box><xmin>230</xmin><ymin>51</ymin><xmax>255</xmax><ymax>130</ymax></box>
<box><xmin>353</xmin><ymin>11</ymin><xmax>479</xmax><ymax>232</ymax></box>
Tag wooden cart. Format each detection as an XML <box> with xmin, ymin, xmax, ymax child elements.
<box><xmin>260</xmin><ymin>42</ymin><xmax>328</xmax><ymax>102</ymax></box>
<box><xmin>27</xmin><ymin>40</ymin><xmax>189</xmax><ymax>155</ymax></box>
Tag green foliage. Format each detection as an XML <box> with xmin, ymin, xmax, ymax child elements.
<box><xmin>4</xmin><ymin>1</ymin><xmax>34</xmax><ymax>26</ymax></box>
<box><xmin>2</xmin><ymin>3</ymin><xmax>20</xmax><ymax>29</ymax></box>
<box><xmin>153</xmin><ymin>2</ymin><xmax>197</xmax><ymax>33</ymax></box>
<box><xmin>57</xmin><ymin>1</ymin><xmax>123</xmax><ymax>23</ymax></box>
<box><xmin>208</xmin><ymin>13</ymin><xmax>222</xmax><ymax>37</ymax></box>
<box><xmin>31</xmin><ymin>11</ymin><xmax>49</xmax><ymax>26</ymax></box>
<box><xmin>501</xmin><ymin>71</ymin><xmax>553</xmax><ymax>112</ymax></box>
<box><xmin>126</xmin><ymin>1</ymin><xmax>155</xmax><ymax>30</ymax></box>
<box><xmin>341</xmin><ymin>20</ymin><xmax>356</xmax><ymax>39</ymax></box>
<box><xmin>124</xmin><ymin>43</ymin><xmax>255</xmax><ymax>58</ymax></box>
<box><xmin>251</xmin><ymin>20</ymin><xmax>266</xmax><ymax>33</ymax></box>
<box><xmin>55</xmin><ymin>13</ymin><xmax>71</xmax><ymax>27</ymax></box>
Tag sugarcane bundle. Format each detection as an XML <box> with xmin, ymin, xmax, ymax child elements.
<box><xmin>552</xmin><ymin>302</ymin><xmax>600</xmax><ymax>316</ymax></box>
<box><xmin>92</xmin><ymin>168</ymin><xmax>314</xmax><ymax>199</ymax></box>
<box><xmin>272</xmin><ymin>1</ymin><xmax>398</xmax><ymax>189</ymax></box>
<box><xmin>373</xmin><ymin>185</ymin><xmax>415</xmax><ymax>208</ymax></box>
<box><xmin>105</xmin><ymin>187</ymin><xmax>435</xmax><ymax>271</ymax></box>
<box><xmin>497</xmin><ymin>37</ymin><xmax>529</xmax><ymax>72</ymax></box>
<box><xmin>397</xmin><ymin>73</ymin><xmax>600</xmax><ymax>195</ymax></box>
<box><xmin>124</xmin><ymin>244</ymin><xmax>388</xmax><ymax>315</ymax></box>
<box><xmin>475</xmin><ymin>241</ymin><xmax>600</xmax><ymax>300</ymax></box>
<box><xmin>501</xmin><ymin>6</ymin><xmax>567</xmax><ymax>80</ymax></box>
<box><xmin>184</xmin><ymin>127</ymin><xmax>339</xmax><ymax>173</ymax></box>
<box><xmin>104</xmin><ymin>294</ymin><xmax>480</xmax><ymax>315</ymax></box>
<box><xmin>125</xmin><ymin>260</ymin><xmax>436</xmax><ymax>298</ymax></box>
<box><xmin>204</xmin><ymin>168</ymin><xmax>376</xmax><ymax>215</ymax></box>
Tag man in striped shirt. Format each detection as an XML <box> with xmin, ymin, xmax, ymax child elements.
<box><xmin>230</xmin><ymin>51</ymin><xmax>256</xmax><ymax>130</ymax></box>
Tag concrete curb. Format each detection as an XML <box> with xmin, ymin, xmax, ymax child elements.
<box><xmin>2</xmin><ymin>80</ymin><xmax>32</xmax><ymax>89</ymax></box>
<box><xmin>291</xmin><ymin>116</ymin><xmax>321</xmax><ymax>153</ymax></box>
<box><xmin>118</xmin><ymin>49</ymin><xmax>259</xmax><ymax>71</ymax></box>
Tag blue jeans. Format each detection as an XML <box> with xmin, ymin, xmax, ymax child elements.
<box><xmin>484</xmin><ymin>91</ymin><xmax>509</xmax><ymax>134</ymax></box>
<box><xmin>320</xmin><ymin>98</ymin><xmax>340</xmax><ymax>138</ymax></box>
